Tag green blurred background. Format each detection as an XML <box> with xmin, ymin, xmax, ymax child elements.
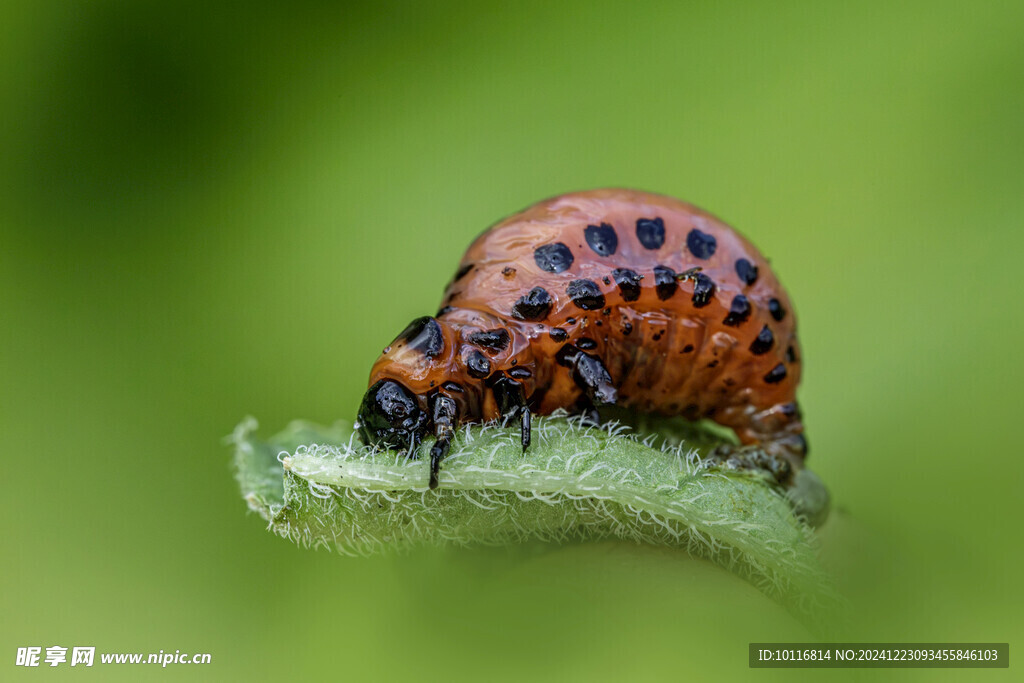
<box><xmin>2</xmin><ymin>0</ymin><xmax>1021</xmax><ymax>680</ymax></box>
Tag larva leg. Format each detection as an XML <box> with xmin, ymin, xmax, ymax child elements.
<box><xmin>719</xmin><ymin>438</ymin><xmax>828</xmax><ymax>528</ymax></box>
<box><xmin>557</xmin><ymin>346</ymin><xmax>618</xmax><ymax>406</ymax></box>
<box><xmin>711</xmin><ymin>401</ymin><xmax>806</xmax><ymax>480</ymax></box>
<box><xmin>704</xmin><ymin>400</ymin><xmax>828</xmax><ymax>524</ymax></box>
<box><xmin>491</xmin><ymin>376</ymin><xmax>531</xmax><ymax>451</ymax></box>
<box><xmin>572</xmin><ymin>353</ymin><xmax>617</xmax><ymax>406</ymax></box>
<box><xmin>555</xmin><ymin>345</ymin><xmax>618</xmax><ymax>427</ymax></box>
<box><xmin>428</xmin><ymin>394</ymin><xmax>457</xmax><ymax>489</ymax></box>
<box><xmin>520</xmin><ymin>405</ymin><xmax>531</xmax><ymax>450</ymax></box>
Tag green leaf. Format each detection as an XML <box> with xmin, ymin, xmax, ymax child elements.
<box><xmin>230</xmin><ymin>414</ymin><xmax>839</xmax><ymax>621</ymax></box>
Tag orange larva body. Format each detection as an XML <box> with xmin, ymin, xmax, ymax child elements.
<box><xmin>359</xmin><ymin>189</ymin><xmax>806</xmax><ymax>486</ymax></box>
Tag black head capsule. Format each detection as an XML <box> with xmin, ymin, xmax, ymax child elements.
<box><xmin>357</xmin><ymin>379</ymin><xmax>429</xmax><ymax>453</ymax></box>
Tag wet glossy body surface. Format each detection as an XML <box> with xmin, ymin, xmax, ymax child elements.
<box><xmin>359</xmin><ymin>189</ymin><xmax>806</xmax><ymax>487</ymax></box>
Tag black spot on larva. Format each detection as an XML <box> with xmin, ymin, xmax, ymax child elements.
<box><xmin>691</xmin><ymin>273</ymin><xmax>716</xmax><ymax>307</ymax></box>
<box><xmin>566</xmin><ymin>279</ymin><xmax>605</xmax><ymax>310</ymax></box>
<box><xmin>612</xmin><ymin>268</ymin><xmax>642</xmax><ymax>301</ymax></box>
<box><xmin>512</xmin><ymin>287</ymin><xmax>552</xmax><ymax>321</ymax></box>
<box><xmin>682</xmin><ymin>344</ymin><xmax>694</xmax><ymax>353</ymax></box>
<box><xmin>768</xmin><ymin>298</ymin><xmax>786</xmax><ymax>321</ymax></box>
<box><xmin>508</xmin><ymin>366</ymin><xmax>532</xmax><ymax>380</ymax></box>
<box><xmin>576</xmin><ymin>337</ymin><xmax>597</xmax><ymax>350</ymax></box>
<box><xmin>584</xmin><ymin>222</ymin><xmax>618</xmax><ymax>257</ymax></box>
<box><xmin>602</xmin><ymin>276</ymin><xmax>610</xmax><ymax>285</ymax></box>
<box><xmin>786</xmin><ymin>345</ymin><xmax>798</xmax><ymax>363</ymax></box>
<box><xmin>707</xmin><ymin>360</ymin><xmax>719</xmax><ymax>368</ymax></box>
<box><xmin>653</xmin><ymin>265</ymin><xmax>678</xmax><ymax>300</ymax></box>
<box><xmin>686</xmin><ymin>228</ymin><xmax>717</xmax><ymax>259</ymax></box>
<box><xmin>566</xmin><ymin>317</ymin><xmax>576</xmax><ymax>325</ymax></box>
<box><xmin>441</xmin><ymin>381</ymin><xmax>464</xmax><ymax>393</ymax></box>
<box><xmin>621</xmin><ymin>321</ymin><xmax>633</xmax><ymax>335</ymax></box>
<box><xmin>735</xmin><ymin>258</ymin><xmax>758</xmax><ymax>286</ymax></box>
<box><xmin>723</xmin><ymin>295</ymin><xmax>751</xmax><ymax>326</ymax></box>
<box><xmin>548</xmin><ymin>327</ymin><xmax>568</xmax><ymax>343</ymax></box>
<box><xmin>436</xmin><ymin>305</ymin><xmax>454</xmax><ymax>317</ymax></box>
<box><xmin>467</xmin><ymin>328</ymin><xmax>511</xmax><ymax>353</ymax></box>
<box><xmin>749</xmin><ymin>325</ymin><xmax>774</xmax><ymax>355</ymax></box>
<box><xmin>397</xmin><ymin>317</ymin><xmax>444</xmax><ymax>357</ymax></box>
<box><xmin>466</xmin><ymin>350</ymin><xmax>491</xmax><ymax>379</ymax></box>
<box><xmin>635</xmin><ymin>217</ymin><xmax>665</xmax><ymax>250</ymax></box>
<box><xmin>764</xmin><ymin>363</ymin><xmax>787</xmax><ymax>384</ymax></box>
<box><xmin>533</xmin><ymin>242</ymin><xmax>574</xmax><ymax>273</ymax></box>
<box><xmin>453</xmin><ymin>263</ymin><xmax>473</xmax><ymax>281</ymax></box>
<box><xmin>502</xmin><ymin>266</ymin><xmax>517</xmax><ymax>278</ymax></box>
<box><xmin>653</xmin><ymin>330</ymin><xmax>664</xmax><ymax>342</ymax></box>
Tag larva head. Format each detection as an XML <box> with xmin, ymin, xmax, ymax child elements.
<box><xmin>357</xmin><ymin>378</ymin><xmax>429</xmax><ymax>451</ymax></box>
<box><xmin>357</xmin><ymin>316</ymin><xmax>455</xmax><ymax>451</ymax></box>
<box><xmin>358</xmin><ymin>311</ymin><xmax>533</xmax><ymax>453</ymax></box>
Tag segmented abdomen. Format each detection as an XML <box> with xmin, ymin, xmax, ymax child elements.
<box><xmin>440</xmin><ymin>189</ymin><xmax>801</xmax><ymax>445</ymax></box>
